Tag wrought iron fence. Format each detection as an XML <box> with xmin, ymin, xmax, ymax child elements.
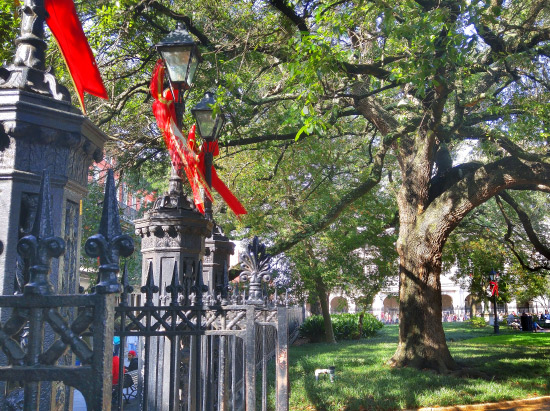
<box><xmin>111</xmin><ymin>245</ymin><xmax>301</xmax><ymax>411</ymax></box>
<box><xmin>0</xmin><ymin>170</ymin><xmax>304</xmax><ymax>410</ymax></box>
<box><xmin>0</xmin><ymin>170</ymin><xmax>133</xmax><ymax>410</ymax></box>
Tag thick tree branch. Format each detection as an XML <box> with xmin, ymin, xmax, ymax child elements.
<box><xmin>136</xmin><ymin>0</ymin><xmax>213</xmax><ymax>48</ymax></box>
<box><xmin>423</xmin><ymin>157</ymin><xmax>550</xmax><ymax>243</ymax></box>
<box><xmin>455</xmin><ymin>126</ymin><xmax>550</xmax><ymax>163</ymax></box>
<box><xmin>268</xmin><ymin>0</ymin><xmax>309</xmax><ymax>33</ymax></box>
<box><xmin>95</xmin><ymin>81</ymin><xmax>150</xmax><ymax>127</ymax></box>
<box><xmin>498</xmin><ymin>191</ymin><xmax>550</xmax><ymax>261</ymax></box>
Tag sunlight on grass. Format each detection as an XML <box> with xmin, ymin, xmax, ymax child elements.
<box><xmin>284</xmin><ymin>323</ymin><xmax>550</xmax><ymax>410</ymax></box>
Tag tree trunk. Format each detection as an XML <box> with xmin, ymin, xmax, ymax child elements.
<box><xmin>315</xmin><ymin>277</ymin><xmax>336</xmax><ymax>343</ymax></box>
<box><xmin>390</xmin><ymin>132</ymin><xmax>458</xmax><ymax>373</ymax></box>
<box><xmin>389</xmin><ymin>243</ymin><xmax>458</xmax><ymax>372</ymax></box>
<box><xmin>471</xmin><ymin>298</ymin><xmax>478</xmax><ymax>318</ymax></box>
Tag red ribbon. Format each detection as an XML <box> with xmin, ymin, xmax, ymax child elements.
<box><xmin>490</xmin><ymin>281</ymin><xmax>498</xmax><ymax>297</ymax></box>
<box><xmin>45</xmin><ymin>0</ymin><xmax>108</xmax><ymax>113</ymax></box>
<box><xmin>199</xmin><ymin>141</ymin><xmax>247</xmax><ymax>216</ymax></box>
<box><xmin>150</xmin><ymin>60</ymin><xmax>246</xmax><ymax>216</ymax></box>
<box><xmin>150</xmin><ymin>60</ymin><xmax>211</xmax><ymax>214</ymax></box>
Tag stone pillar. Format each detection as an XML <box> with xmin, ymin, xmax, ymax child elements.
<box><xmin>0</xmin><ymin>91</ymin><xmax>106</xmax><ymax>298</ymax></box>
<box><xmin>203</xmin><ymin>225</ymin><xmax>235</xmax><ymax>301</ymax></box>
<box><xmin>0</xmin><ymin>2</ymin><xmax>107</xmax><ymax>409</ymax></box>
<box><xmin>134</xmin><ymin>171</ymin><xmax>213</xmax><ymax>410</ymax></box>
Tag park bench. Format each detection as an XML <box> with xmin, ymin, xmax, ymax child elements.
<box><xmin>122</xmin><ymin>370</ymin><xmax>138</xmax><ymax>403</ymax></box>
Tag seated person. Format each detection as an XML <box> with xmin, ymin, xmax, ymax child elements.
<box><xmin>126</xmin><ymin>350</ymin><xmax>138</xmax><ymax>372</ymax></box>
<box><xmin>534</xmin><ymin>321</ymin><xmax>544</xmax><ymax>332</ymax></box>
<box><xmin>112</xmin><ymin>355</ymin><xmax>125</xmax><ymax>405</ymax></box>
<box><xmin>510</xmin><ymin>321</ymin><xmax>521</xmax><ymax>330</ymax></box>
<box><xmin>112</xmin><ymin>356</ymin><xmax>122</xmax><ymax>386</ymax></box>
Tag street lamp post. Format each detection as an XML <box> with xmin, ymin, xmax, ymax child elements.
<box><xmin>191</xmin><ymin>91</ymin><xmax>225</xmax><ymax>220</ymax></box>
<box><xmin>488</xmin><ymin>270</ymin><xmax>499</xmax><ymax>334</ymax></box>
<box><xmin>155</xmin><ymin>22</ymin><xmax>202</xmax><ymax>129</ymax></box>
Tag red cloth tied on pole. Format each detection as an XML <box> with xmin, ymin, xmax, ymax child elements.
<box><xmin>489</xmin><ymin>281</ymin><xmax>498</xmax><ymax>297</ymax></box>
<box><xmin>44</xmin><ymin>0</ymin><xmax>108</xmax><ymax>113</ymax></box>
<box><xmin>199</xmin><ymin>141</ymin><xmax>247</xmax><ymax>216</ymax></box>
<box><xmin>150</xmin><ymin>60</ymin><xmax>211</xmax><ymax>213</ymax></box>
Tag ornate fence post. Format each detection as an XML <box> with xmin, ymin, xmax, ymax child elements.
<box><xmin>203</xmin><ymin>226</ymin><xmax>234</xmax><ymax>302</ymax></box>
<box><xmin>240</xmin><ymin>237</ymin><xmax>272</xmax><ymax>306</ymax></box>
<box><xmin>14</xmin><ymin>170</ymin><xmax>65</xmax><ymax>408</ymax></box>
<box><xmin>84</xmin><ymin>169</ymin><xmax>134</xmax><ymax>410</ymax></box>
<box><xmin>240</xmin><ymin>236</ymin><xmax>272</xmax><ymax>409</ymax></box>
<box><xmin>134</xmin><ymin>170</ymin><xmax>212</xmax><ymax>410</ymax></box>
<box><xmin>0</xmin><ymin>170</ymin><xmax>133</xmax><ymax>411</ymax></box>
<box><xmin>276</xmin><ymin>306</ymin><xmax>289</xmax><ymax>411</ymax></box>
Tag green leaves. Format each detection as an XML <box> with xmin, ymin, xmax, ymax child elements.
<box><xmin>0</xmin><ymin>0</ymin><xmax>19</xmax><ymax>64</ymax></box>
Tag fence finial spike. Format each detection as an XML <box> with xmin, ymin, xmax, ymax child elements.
<box><xmin>32</xmin><ymin>170</ymin><xmax>54</xmax><ymax>239</ymax></box>
<box><xmin>85</xmin><ymin>169</ymin><xmax>134</xmax><ymax>293</ymax></box>
<box><xmin>192</xmin><ymin>260</ymin><xmax>207</xmax><ymax>305</ymax></box>
<box><xmin>220</xmin><ymin>260</ymin><xmax>230</xmax><ymax>305</ymax></box>
<box><xmin>17</xmin><ymin>170</ymin><xmax>65</xmax><ymax>295</ymax></box>
<box><xmin>240</xmin><ymin>236</ymin><xmax>271</xmax><ymax>305</ymax></box>
<box><xmin>141</xmin><ymin>261</ymin><xmax>159</xmax><ymax>306</ymax></box>
<box><xmin>120</xmin><ymin>262</ymin><xmax>133</xmax><ymax>305</ymax></box>
<box><xmin>99</xmin><ymin>169</ymin><xmax>122</xmax><ymax>240</ymax></box>
<box><xmin>167</xmin><ymin>261</ymin><xmax>182</xmax><ymax>305</ymax></box>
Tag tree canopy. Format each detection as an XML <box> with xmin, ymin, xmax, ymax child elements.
<box><xmin>2</xmin><ymin>0</ymin><xmax>550</xmax><ymax>372</ymax></box>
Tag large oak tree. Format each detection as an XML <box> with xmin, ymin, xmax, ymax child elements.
<box><xmin>4</xmin><ymin>0</ymin><xmax>549</xmax><ymax>372</ymax></box>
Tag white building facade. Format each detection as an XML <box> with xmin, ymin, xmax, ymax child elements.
<box><xmin>326</xmin><ymin>272</ymin><xmax>532</xmax><ymax>324</ymax></box>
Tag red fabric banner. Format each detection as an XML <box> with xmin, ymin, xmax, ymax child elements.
<box><xmin>150</xmin><ymin>60</ymin><xmax>211</xmax><ymax>213</ymax></box>
<box><xmin>150</xmin><ymin>59</ymin><xmax>246</xmax><ymax>216</ymax></box>
<box><xmin>199</xmin><ymin>141</ymin><xmax>247</xmax><ymax>216</ymax></box>
<box><xmin>44</xmin><ymin>0</ymin><xmax>108</xmax><ymax>112</ymax></box>
<box><xmin>489</xmin><ymin>281</ymin><xmax>498</xmax><ymax>297</ymax></box>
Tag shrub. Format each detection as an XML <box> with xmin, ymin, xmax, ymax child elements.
<box><xmin>359</xmin><ymin>312</ymin><xmax>384</xmax><ymax>337</ymax></box>
<box><xmin>332</xmin><ymin>313</ymin><xmax>360</xmax><ymax>340</ymax></box>
<box><xmin>470</xmin><ymin>316</ymin><xmax>487</xmax><ymax>328</ymax></box>
<box><xmin>299</xmin><ymin>315</ymin><xmax>325</xmax><ymax>342</ymax></box>
<box><xmin>299</xmin><ymin>313</ymin><xmax>383</xmax><ymax>342</ymax></box>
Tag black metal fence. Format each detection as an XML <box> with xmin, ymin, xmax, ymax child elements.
<box><xmin>0</xmin><ymin>171</ymin><xmax>304</xmax><ymax>410</ymax></box>
<box><xmin>111</xmin><ymin>258</ymin><xmax>301</xmax><ymax>411</ymax></box>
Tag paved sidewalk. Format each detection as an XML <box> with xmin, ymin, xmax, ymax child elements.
<box><xmin>416</xmin><ymin>396</ymin><xmax>550</xmax><ymax>411</ymax></box>
<box><xmin>73</xmin><ymin>389</ymin><xmax>139</xmax><ymax>410</ymax></box>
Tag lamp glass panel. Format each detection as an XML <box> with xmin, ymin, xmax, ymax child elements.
<box><xmin>187</xmin><ymin>56</ymin><xmax>200</xmax><ymax>86</ymax></box>
<box><xmin>161</xmin><ymin>47</ymin><xmax>192</xmax><ymax>83</ymax></box>
<box><xmin>195</xmin><ymin>111</ymin><xmax>215</xmax><ymax>138</ymax></box>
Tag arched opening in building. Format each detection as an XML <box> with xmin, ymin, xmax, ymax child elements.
<box><xmin>382</xmin><ymin>296</ymin><xmax>399</xmax><ymax>323</ymax></box>
<box><xmin>442</xmin><ymin>294</ymin><xmax>454</xmax><ymax>321</ymax></box>
<box><xmin>516</xmin><ymin>300</ymin><xmax>531</xmax><ymax>314</ymax></box>
<box><xmin>330</xmin><ymin>296</ymin><xmax>349</xmax><ymax>313</ymax></box>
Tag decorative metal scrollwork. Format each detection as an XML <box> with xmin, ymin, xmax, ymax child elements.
<box><xmin>17</xmin><ymin>171</ymin><xmax>65</xmax><ymax>295</ymax></box>
<box><xmin>240</xmin><ymin>236</ymin><xmax>272</xmax><ymax>305</ymax></box>
<box><xmin>85</xmin><ymin>169</ymin><xmax>134</xmax><ymax>293</ymax></box>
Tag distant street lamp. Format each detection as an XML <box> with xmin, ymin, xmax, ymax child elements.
<box><xmin>191</xmin><ymin>91</ymin><xmax>225</xmax><ymax>142</ymax></box>
<box><xmin>488</xmin><ymin>270</ymin><xmax>500</xmax><ymax>334</ymax></box>
<box><xmin>156</xmin><ymin>23</ymin><xmax>202</xmax><ymax>128</ymax></box>
<box><xmin>191</xmin><ymin>91</ymin><xmax>226</xmax><ymax>219</ymax></box>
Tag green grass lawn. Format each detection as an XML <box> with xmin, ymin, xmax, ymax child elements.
<box><xmin>285</xmin><ymin>323</ymin><xmax>550</xmax><ymax>410</ymax></box>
